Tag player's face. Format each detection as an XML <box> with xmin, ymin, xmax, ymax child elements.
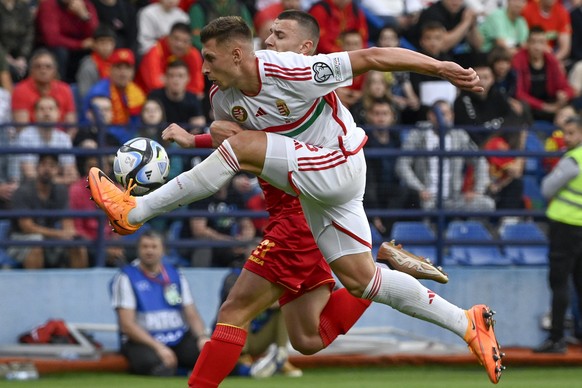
<box><xmin>137</xmin><ymin>236</ymin><xmax>165</xmax><ymax>267</ymax></box>
<box><xmin>563</xmin><ymin>121</ymin><xmax>582</xmax><ymax>150</ymax></box>
<box><xmin>201</xmin><ymin>38</ymin><xmax>238</xmax><ymax>90</ymax></box>
<box><xmin>168</xmin><ymin>30</ymin><xmax>191</xmax><ymax>56</ymax></box>
<box><xmin>265</xmin><ymin>19</ymin><xmax>309</xmax><ymax>55</ymax></box>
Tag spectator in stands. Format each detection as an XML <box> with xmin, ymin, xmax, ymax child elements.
<box><xmin>360</xmin><ymin>0</ymin><xmax>422</xmax><ymax>33</ymax></box>
<box><xmin>454</xmin><ymin>58</ymin><xmax>526</xmax><ymax>146</ymax></box>
<box><xmin>488</xmin><ymin>45</ymin><xmax>520</xmax><ymax>102</ymax></box>
<box><xmin>536</xmin><ymin>115</ymin><xmax>582</xmax><ymax>353</ymax></box>
<box><xmin>375</xmin><ymin>26</ymin><xmax>420</xmax><ymax>117</ymax></box>
<box><xmin>83</xmin><ymin>48</ymin><xmax>146</xmax><ymax>145</ymax></box>
<box><xmin>35</xmin><ymin>0</ymin><xmax>99</xmax><ymax>83</ymax></box>
<box><xmin>396</xmin><ymin>99</ymin><xmax>495</xmax><ymax>211</ymax></box>
<box><xmin>478</xmin><ymin>0</ymin><xmax>529</xmax><ymax>56</ymax></box>
<box><xmin>137</xmin><ymin>0</ymin><xmax>189</xmax><ymax>56</ymax></box>
<box><xmin>308</xmin><ymin>0</ymin><xmax>368</xmax><ymax>54</ymax></box>
<box><xmin>180</xmin><ymin>176</ymin><xmax>256</xmax><ymax>268</ymax></box>
<box><xmin>570</xmin><ymin>2</ymin><xmax>582</xmax><ymax>68</ymax></box>
<box><xmin>75</xmin><ymin>95</ymin><xmax>120</xmax><ymax>147</ymax></box>
<box><xmin>335</xmin><ymin>29</ymin><xmax>365</xmax><ymax>109</ymax></box>
<box><xmin>483</xmin><ymin>128</ymin><xmax>526</xmax><ymax>210</ymax></box>
<box><xmin>404</xmin><ymin>0</ymin><xmax>483</xmax><ymax>68</ymax></box>
<box><xmin>253</xmin><ymin>0</ymin><xmax>301</xmax><ymax>47</ymax></box>
<box><xmin>521</xmin><ymin>0</ymin><xmax>571</xmax><ymax>65</ymax></box>
<box><xmin>147</xmin><ymin>59</ymin><xmax>206</xmax><ymax>129</ymax></box>
<box><xmin>349</xmin><ymin>70</ymin><xmax>394</xmax><ymax>126</ymax></box>
<box><xmin>137</xmin><ymin>22</ymin><xmax>204</xmax><ymax>98</ymax></box>
<box><xmin>91</xmin><ymin>0</ymin><xmax>138</xmax><ymax>53</ymax></box>
<box><xmin>543</xmin><ymin>104</ymin><xmax>577</xmax><ymax>172</ymax></box>
<box><xmin>0</xmin><ymin>89</ymin><xmax>17</xmax><ymax>211</ymax></box>
<box><xmin>110</xmin><ymin>230</ymin><xmax>209</xmax><ymax>375</ymax></box>
<box><xmin>189</xmin><ymin>0</ymin><xmax>254</xmax><ymax>51</ymax></box>
<box><xmin>512</xmin><ymin>26</ymin><xmax>575</xmax><ymax>123</ymax></box>
<box><xmin>75</xmin><ymin>25</ymin><xmax>117</xmax><ymax>99</ymax></box>
<box><xmin>69</xmin><ymin>138</ymin><xmax>125</xmax><ymax>266</ymax></box>
<box><xmin>403</xmin><ymin>21</ymin><xmax>456</xmax><ymax>125</ymax></box>
<box><xmin>11</xmin><ymin>49</ymin><xmax>77</xmax><ymax>135</ymax></box>
<box><xmin>0</xmin><ymin>0</ymin><xmax>34</xmax><ymax>84</ymax></box>
<box><xmin>137</xmin><ymin>99</ymin><xmax>184</xmax><ymax>181</ymax></box>
<box><xmin>8</xmin><ymin>153</ymin><xmax>89</xmax><ymax>269</ymax></box>
<box><xmin>13</xmin><ymin>96</ymin><xmax>78</xmax><ymax>185</ymax></box>
<box><xmin>363</xmin><ymin>97</ymin><xmax>417</xmax><ymax>235</ymax></box>
<box><xmin>0</xmin><ymin>49</ymin><xmax>12</xmax><ymax>93</ymax></box>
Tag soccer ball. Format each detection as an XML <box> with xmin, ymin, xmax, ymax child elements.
<box><xmin>113</xmin><ymin>137</ymin><xmax>170</xmax><ymax>196</ymax></box>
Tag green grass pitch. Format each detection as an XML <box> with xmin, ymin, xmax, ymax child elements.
<box><xmin>2</xmin><ymin>366</ymin><xmax>581</xmax><ymax>388</ymax></box>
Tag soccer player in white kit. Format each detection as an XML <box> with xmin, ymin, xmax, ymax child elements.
<box><xmin>88</xmin><ymin>15</ymin><xmax>504</xmax><ymax>386</ymax></box>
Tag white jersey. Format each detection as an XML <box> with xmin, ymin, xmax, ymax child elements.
<box><xmin>210</xmin><ymin>50</ymin><xmax>367</xmax><ymax>154</ymax></box>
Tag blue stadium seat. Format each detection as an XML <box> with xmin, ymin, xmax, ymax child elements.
<box><xmin>391</xmin><ymin>221</ymin><xmax>435</xmax><ymax>242</ymax></box>
<box><xmin>524</xmin><ymin>132</ymin><xmax>545</xmax><ymax>177</ymax></box>
<box><xmin>390</xmin><ymin>221</ymin><xmax>439</xmax><ymax>264</ymax></box>
<box><xmin>523</xmin><ymin>175</ymin><xmax>546</xmax><ymax>209</ymax></box>
<box><xmin>164</xmin><ymin>221</ymin><xmax>190</xmax><ymax>267</ymax></box>
<box><xmin>445</xmin><ymin>221</ymin><xmax>511</xmax><ymax>266</ymax></box>
<box><xmin>499</xmin><ymin>222</ymin><xmax>548</xmax><ymax>265</ymax></box>
<box><xmin>0</xmin><ymin>219</ymin><xmax>19</xmax><ymax>268</ymax></box>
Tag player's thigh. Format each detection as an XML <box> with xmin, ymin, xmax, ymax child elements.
<box><xmin>281</xmin><ymin>285</ymin><xmax>331</xmax><ymax>341</ymax></box>
<box><xmin>261</xmin><ymin>133</ymin><xmax>367</xmax><ymax>204</ymax></box>
<box><xmin>218</xmin><ymin>269</ymin><xmax>284</xmax><ymax>327</ymax></box>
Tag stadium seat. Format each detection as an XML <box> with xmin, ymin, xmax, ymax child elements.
<box><xmin>390</xmin><ymin>221</ymin><xmax>435</xmax><ymax>242</ymax></box>
<box><xmin>523</xmin><ymin>175</ymin><xmax>546</xmax><ymax>209</ymax></box>
<box><xmin>0</xmin><ymin>219</ymin><xmax>19</xmax><ymax>268</ymax></box>
<box><xmin>524</xmin><ymin>132</ymin><xmax>545</xmax><ymax>178</ymax></box>
<box><xmin>390</xmin><ymin>221</ymin><xmax>439</xmax><ymax>265</ymax></box>
<box><xmin>499</xmin><ymin>222</ymin><xmax>548</xmax><ymax>265</ymax></box>
<box><xmin>445</xmin><ymin>221</ymin><xmax>512</xmax><ymax>266</ymax></box>
<box><xmin>164</xmin><ymin>221</ymin><xmax>190</xmax><ymax>267</ymax></box>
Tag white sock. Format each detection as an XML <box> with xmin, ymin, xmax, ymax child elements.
<box><xmin>363</xmin><ymin>266</ymin><xmax>468</xmax><ymax>338</ymax></box>
<box><xmin>128</xmin><ymin>141</ymin><xmax>240</xmax><ymax>224</ymax></box>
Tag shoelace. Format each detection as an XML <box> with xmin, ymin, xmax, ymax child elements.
<box><xmin>122</xmin><ymin>178</ymin><xmax>137</xmax><ymax>202</ymax></box>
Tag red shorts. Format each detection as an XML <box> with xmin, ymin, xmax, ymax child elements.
<box><xmin>243</xmin><ymin>213</ymin><xmax>335</xmax><ymax>306</ymax></box>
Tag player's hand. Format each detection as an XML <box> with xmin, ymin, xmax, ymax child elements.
<box><xmin>162</xmin><ymin>123</ymin><xmax>194</xmax><ymax>148</ymax></box>
<box><xmin>155</xmin><ymin>344</ymin><xmax>178</xmax><ymax>369</ymax></box>
<box><xmin>438</xmin><ymin>62</ymin><xmax>484</xmax><ymax>94</ymax></box>
<box><xmin>210</xmin><ymin>121</ymin><xmax>243</xmax><ymax>146</ymax></box>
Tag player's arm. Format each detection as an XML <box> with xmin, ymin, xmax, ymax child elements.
<box><xmin>162</xmin><ymin>121</ymin><xmax>242</xmax><ymax>149</ymax></box>
<box><xmin>347</xmin><ymin>47</ymin><xmax>484</xmax><ymax>93</ymax></box>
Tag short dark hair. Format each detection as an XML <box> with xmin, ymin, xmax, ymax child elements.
<box><xmin>528</xmin><ymin>25</ymin><xmax>546</xmax><ymax>38</ymax></box>
<box><xmin>38</xmin><ymin>153</ymin><xmax>59</xmax><ymax>165</ymax></box>
<box><xmin>421</xmin><ymin>21</ymin><xmax>446</xmax><ymax>36</ymax></box>
<box><xmin>93</xmin><ymin>24</ymin><xmax>116</xmax><ymax>40</ymax></box>
<box><xmin>138</xmin><ymin>230</ymin><xmax>165</xmax><ymax>246</ymax></box>
<box><xmin>170</xmin><ymin>22</ymin><xmax>191</xmax><ymax>35</ymax></box>
<box><xmin>167</xmin><ymin>58</ymin><xmax>188</xmax><ymax>71</ymax></box>
<box><xmin>487</xmin><ymin>45</ymin><xmax>512</xmax><ymax>67</ymax></box>
<box><xmin>200</xmin><ymin>16</ymin><xmax>253</xmax><ymax>46</ymax></box>
<box><xmin>277</xmin><ymin>10</ymin><xmax>320</xmax><ymax>46</ymax></box>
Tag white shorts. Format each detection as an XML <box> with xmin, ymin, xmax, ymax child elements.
<box><xmin>260</xmin><ymin>133</ymin><xmax>371</xmax><ymax>263</ymax></box>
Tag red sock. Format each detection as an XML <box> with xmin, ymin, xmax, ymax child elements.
<box><xmin>318</xmin><ymin>288</ymin><xmax>372</xmax><ymax>347</ymax></box>
<box><xmin>188</xmin><ymin>324</ymin><xmax>247</xmax><ymax>388</ymax></box>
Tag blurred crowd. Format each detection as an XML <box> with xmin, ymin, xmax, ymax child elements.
<box><xmin>0</xmin><ymin>0</ymin><xmax>581</xmax><ymax>269</ymax></box>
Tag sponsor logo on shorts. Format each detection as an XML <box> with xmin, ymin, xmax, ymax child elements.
<box><xmin>312</xmin><ymin>62</ymin><xmax>333</xmax><ymax>83</ymax></box>
<box><xmin>248</xmin><ymin>255</ymin><xmax>265</xmax><ymax>266</ymax></box>
<box><xmin>231</xmin><ymin>106</ymin><xmax>248</xmax><ymax>122</ymax></box>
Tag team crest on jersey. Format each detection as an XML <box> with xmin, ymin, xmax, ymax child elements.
<box><xmin>276</xmin><ymin>99</ymin><xmax>290</xmax><ymax>116</ymax></box>
<box><xmin>312</xmin><ymin>62</ymin><xmax>333</xmax><ymax>83</ymax></box>
<box><xmin>231</xmin><ymin>106</ymin><xmax>248</xmax><ymax>122</ymax></box>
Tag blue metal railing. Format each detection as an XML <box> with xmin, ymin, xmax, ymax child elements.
<box><xmin>0</xmin><ymin>122</ymin><xmax>558</xmax><ymax>267</ymax></box>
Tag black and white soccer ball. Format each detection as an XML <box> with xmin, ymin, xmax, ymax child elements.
<box><xmin>113</xmin><ymin>137</ymin><xmax>170</xmax><ymax>196</ymax></box>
